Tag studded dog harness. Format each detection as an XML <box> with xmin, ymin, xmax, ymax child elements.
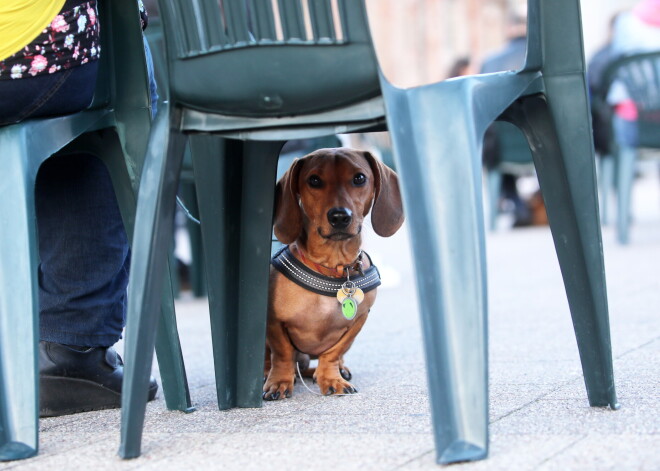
<box><xmin>271</xmin><ymin>245</ymin><xmax>381</xmax><ymax>296</ymax></box>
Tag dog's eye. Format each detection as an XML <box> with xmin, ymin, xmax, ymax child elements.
<box><xmin>307</xmin><ymin>175</ymin><xmax>322</xmax><ymax>188</ymax></box>
<box><xmin>353</xmin><ymin>173</ymin><xmax>367</xmax><ymax>186</ymax></box>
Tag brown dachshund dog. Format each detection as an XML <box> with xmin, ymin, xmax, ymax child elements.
<box><xmin>264</xmin><ymin>147</ymin><xmax>404</xmax><ymax>400</ymax></box>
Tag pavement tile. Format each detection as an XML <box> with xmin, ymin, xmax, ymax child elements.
<box><xmin>490</xmin><ymin>398</ymin><xmax>658</xmax><ymax>436</ymax></box>
<box><xmin>133</xmin><ymin>432</ymin><xmax>435</xmax><ymax>471</ymax></box>
<box><xmin>399</xmin><ymin>434</ymin><xmax>581</xmax><ymax>471</ymax></box>
<box><xmin>536</xmin><ymin>434</ymin><xmax>660</xmax><ymax>471</ymax></box>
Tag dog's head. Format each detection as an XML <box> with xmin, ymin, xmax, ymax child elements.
<box><xmin>273</xmin><ymin>147</ymin><xmax>404</xmax><ymax>244</ymax></box>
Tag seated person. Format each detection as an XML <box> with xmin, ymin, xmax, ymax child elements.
<box><xmin>0</xmin><ymin>0</ymin><xmax>158</xmax><ymax>416</ymax></box>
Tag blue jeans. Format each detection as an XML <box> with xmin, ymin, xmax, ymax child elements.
<box><xmin>36</xmin><ymin>154</ymin><xmax>131</xmax><ymax>347</ymax></box>
<box><xmin>0</xmin><ymin>61</ymin><xmax>99</xmax><ymax>127</ymax></box>
<box><xmin>0</xmin><ymin>38</ymin><xmax>158</xmax><ymax>347</ymax></box>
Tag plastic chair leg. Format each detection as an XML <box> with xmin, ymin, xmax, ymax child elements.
<box><xmin>616</xmin><ymin>145</ymin><xmax>637</xmax><ymax>245</ymax></box>
<box><xmin>168</xmin><ymin>249</ymin><xmax>181</xmax><ymax>298</ymax></box>
<box><xmin>155</xmin><ymin>272</ymin><xmax>194</xmax><ymax>413</ymax></box>
<box><xmin>381</xmin><ymin>72</ymin><xmax>539</xmax><ymax>464</ymax></box>
<box><xmin>120</xmin><ymin>109</ymin><xmax>187</xmax><ymax>459</ymax></box>
<box><xmin>597</xmin><ymin>154</ymin><xmax>614</xmax><ymax>226</ymax></box>
<box><xmin>0</xmin><ymin>156</ymin><xmax>38</xmax><ymax>461</ymax></box>
<box><xmin>102</xmin><ymin>150</ymin><xmax>194</xmax><ymax>414</ymax></box>
<box><xmin>190</xmin><ymin>137</ymin><xmax>281</xmax><ymax>410</ymax></box>
<box><xmin>236</xmin><ymin>141</ymin><xmax>282</xmax><ymax>406</ymax></box>
<box><xmin>507</xmin><ymin>93</ymin><xmax>619</xmax><ymax>410</ymax></box>
<box><xmin>487</xmin><ymin>169</ymin><xmax>502</xmax><ymax>231</ymax></box>
<box><xmin>189</xmin><ymin>135</ymin><xmax>239</xmax><ymax>409</ymax></box>
<box><xmin>383</xmin><ymin>83</ymin><xmax>490</xmax><ymax>465</ymax></box>
<box><xmin>0</xmin><ymin>121</ymin><xmax>83</xmax><ymax>461</ymax></box>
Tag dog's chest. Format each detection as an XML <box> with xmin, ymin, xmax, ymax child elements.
<box><xmin>274</xmin><ymin>281</ymin><xmax>361</xmax><ymax>328</ymax></box>
<box><xmin>270</xmin><ymin>272</ymin><xmax>373</xmax><ymax>355</ymax></box>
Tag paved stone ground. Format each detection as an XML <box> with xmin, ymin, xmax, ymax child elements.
<box><xmin>2</xmin><ymin>166</ymin><xmax>658</xmax><ymax>470</ymax></box>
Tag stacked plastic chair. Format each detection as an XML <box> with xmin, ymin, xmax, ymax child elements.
<box><xmin>121</xmin><ymin>0</ymin><xmax>618</xmax><ymax>464</ymax></box>
<box><xmin>0</xmin><ymin>0</ymin><xmax>192</xmax><ymax>461</ymax></box>
<box><xmin>599</xmin><ymin>51</ymin><xmax>660</xmax><ymax>244</ymax></box>
<box><xmin>120</xmin><ymin>0</ymin><xmax>385</xmax><ymax>458</ymax></box>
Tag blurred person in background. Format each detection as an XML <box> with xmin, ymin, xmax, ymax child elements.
<box><xmin>587</xmin><ymin>13</ymin><xmax>620</xmax><ymax>160</ymax></box>
<box><xmin>446</xmin><ymin>56</ymin><xmax>473</xmax><ymax>79</ymax></box>
<box><xmin>480</xmin><ymin>8</ymin><xmax>533</xmax><ymax>227</ymax></box>
<box><xmin>608</xmin><ymin>0</ymin><xmax>660</xmax><ymax>147</ymax></box>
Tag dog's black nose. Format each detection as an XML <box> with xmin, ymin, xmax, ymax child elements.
<box><xmin>327</xmin><ymin>207</ymin><xmax>353</xmax><ymax>229</ymax></box>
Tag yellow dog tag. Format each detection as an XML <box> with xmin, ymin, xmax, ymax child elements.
<box><xmin>336</xmin><ymin>287</ymin><xmax>364</xmax><ymax>304</ymax></box>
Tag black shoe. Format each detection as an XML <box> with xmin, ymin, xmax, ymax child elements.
<box><xmin>39</xmin><ymin>341</ymin><xmax>158</xmax><ymax>417</ymax></box>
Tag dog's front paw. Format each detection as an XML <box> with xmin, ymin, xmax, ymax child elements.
<box><xmin>315</xmin><ymin>374</ymin><xmax>358</xmax><ymax>396</ymax></box>
<box><xmin>339</xmin><ymin>365</ymin><xmax>352</xmax><ymax>381</ymax></box>
<box><xmin>263</xmin><ymin>376</ymin><xmax>294</xmax><ymax>401</ymax></box>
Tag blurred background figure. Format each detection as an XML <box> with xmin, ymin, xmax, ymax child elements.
<box><xmin>446</xmin><ymin>56</ymin><xmax>473</xmax><ymax>78</ymax></box>
<box><xmin>587</xmin><ymin>13</ymin><xmax>619</xmax><ymax>225</ymax></box>
<box><xmin>479</xmin><ymin>6</ymin><xmax>538</xmax><ymax>228</ymax></box>
<box><xmin>480</xmin><ymin>7</ymin><xmax>527</xmax><ymax>75</ymax></box>
<box><xmin>608</xmin><ymin>0</ymin><xmax>660</xmax><ymax>147</ymax></box>
<box><xmin>602</xmin><ymin>0</ymin><xmax>660</xmax><ymax>242</ymax></box>
<box><xmin>587</xmin><ymin>14</ymin><xmax>619</xmax><ymax>161</ymax></box>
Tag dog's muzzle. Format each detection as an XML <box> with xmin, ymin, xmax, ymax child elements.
<box><xmin>327</xmin><ymin>207</ymin><xmax>352</xmax><ymax>229</ymax></box>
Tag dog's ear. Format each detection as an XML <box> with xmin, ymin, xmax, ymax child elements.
<box><xmin>273</xmin><ymin>158</ymin><xmax>305</xmax><ymax>244</ymax></box>
<box><xmin>363</xmin><ymin>151</ymin><xmax>405</xmax><ymax>237</ymax></box>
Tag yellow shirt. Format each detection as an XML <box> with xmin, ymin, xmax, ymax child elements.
<box><xmin>0</xmin><ymin>0</ymin><xmax>66</xmax><ymax>61</ymax></box>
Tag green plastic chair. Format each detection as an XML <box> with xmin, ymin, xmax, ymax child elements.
<box><xmin>485</xmin><ymin>121</ymin><xmax>535</xmax><ymax>230</ymax></box>
<box><xmin>121</xmin><ymin>0</ymin><xmax>618</xmax><ymax>463</ymax></box>
<box><xmin>0</xmin><ymin>0</ymin><xmax>192</xmax><ymax>461</ymax></box>
<box><xmin>120</xmin><ymin>0</ymin><xmax>385</xmax><ymax>458</ymax></box>
<box><xmin>381</xmin><ymin>0</ymin><xmax>617</xmax><ymax>462</ymax></box>
<box><xmin>599</xmin><ymin>51</ymin><xmax>660</xmax><ymax>244</ymax></box>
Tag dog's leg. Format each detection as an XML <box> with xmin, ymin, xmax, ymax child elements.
<box><xmin>314</xmin><ymin>312</ymin><xmax>368</xmax><ymax>395</ymax></box>
<box><xmin>263</xmin><ymin>321</ymin><xmax>296</xmax><ymax>400</ymax></box>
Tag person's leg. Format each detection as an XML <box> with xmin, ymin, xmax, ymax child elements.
<box><xmin>36</xmin><ymin>153</ymin><xmax>129</xmax><ymax>347</ymax></box>
<box><xmin>35</xmin><ymin>153</ymin><xmax>157</xmax><ymax>417</ymax></box>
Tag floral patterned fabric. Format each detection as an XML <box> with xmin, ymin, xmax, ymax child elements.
<box><xmin>0</xmin><ymin>1</ymin><xmax>100</xmax><ymax>81</ymax></box>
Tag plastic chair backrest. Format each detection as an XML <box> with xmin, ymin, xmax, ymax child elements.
<box><xmin>157</xmin><ymin>0</ymin><xmax>380</xmax><ymax>117</ymax></box>
<box><xmin>602</xmin><ymin>51</ymin><xmax>660</xmax><ymax>149</ymax></box>
<box><xmin>95</xmin><ymin>0</ymin><xmax>153</xmax><ymax>182</ymax></box>
<box><xmin>87</xmin><ymin>1</ymin><xmax>149</xmax><ymax>116</ymax></box>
